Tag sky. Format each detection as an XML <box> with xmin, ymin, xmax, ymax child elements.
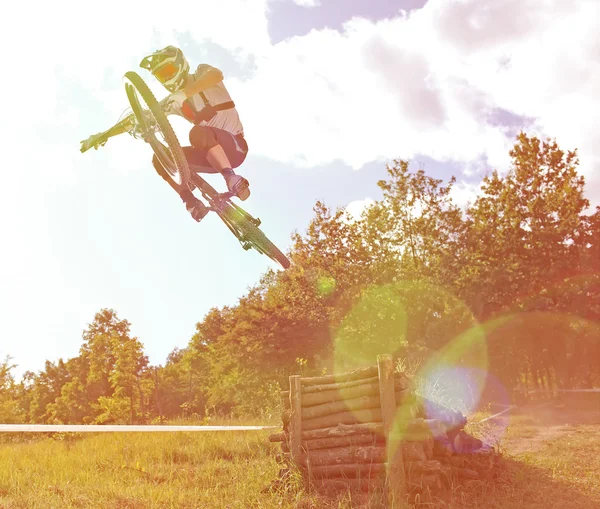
<box><xmin>1</xmin><ymin>0</ymin><xmax>598</xmax><ymax>380</ymax></box>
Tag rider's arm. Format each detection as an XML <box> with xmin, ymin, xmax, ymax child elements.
<box><xmin>181</xmin><ymin>65</ymin><xmax>224</xmax><ymax>98</ymax></box>
<box><xmin>80</xmin><ymin>115</ymin><xmax>134</xmax><ymax>153</ymax></box>
<box><xmin>105</xmin><ymin>116</ymin><xmax>134</xmax><ymax>136</ymax></box>
<box><xmin>162</xmin><ymin>66</ymin><xmax>224</xmax><ymax>119</ymax></box>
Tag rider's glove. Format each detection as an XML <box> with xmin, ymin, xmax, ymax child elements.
<box><xmin>168</xmin><ymin>90</ymin><xmax>187</xmax><ymax>107</ymax></box>
<box><xmin>168</xmin><ymin>90</ymin><xmax>197</xmax><ymax>123</ymax></box>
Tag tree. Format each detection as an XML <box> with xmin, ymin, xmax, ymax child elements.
<box><xmin>461</xmin><ymin>133</ymin><xmax>597</xmax><ymax>392</ymax></box>
<box><xmin>0</xmin><ymin>357</ymin><xmax>25</xmax><ymax>424</ymax></box>
<box><xmin>27</xmin><ymin>359</ymin><xmax>70</xmax><ymax>423</ymax></box>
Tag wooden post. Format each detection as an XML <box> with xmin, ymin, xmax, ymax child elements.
<box><xmin>378</xmin><ymin>354</ymin><xmax>406</xmax><ymax>508</ymax></box>
<box><xmin>289</xmin><ymin>375</ymin><xmax>304</xmax><ymax>483</ymax></box>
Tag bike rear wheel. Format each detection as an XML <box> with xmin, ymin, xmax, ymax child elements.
<box><xmin>124</xmin><ymin>71</ymin><xmax>190</xmax><ymax>189</ymax></box>
<box><xmin>219</xmin><ymin>202</ymin><xmax>291</xmax><ymax>269</ymax></box>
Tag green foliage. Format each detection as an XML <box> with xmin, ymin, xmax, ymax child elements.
<box><xmin>0</xmin><ymin>357</ymin><xmax>25</xmax><ymax>424</ymax></box>
<box><xmin>7</xmin><ymin>132</ymin><xmax>600</xmax><ymax>423</ymax></box>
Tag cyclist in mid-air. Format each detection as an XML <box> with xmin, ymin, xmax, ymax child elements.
<box><xmin>79</xmin><ymin>46</ymin><xmax>292</xmax><ymax>270</ymax></box>
<box><xmin>147</xmin><ymin>46</ymin><xmax>250</xmax><ymax>221</ymax></box>
<box><xmin>106</xmin><ymin>46</ymin><xmax>250</xmax><ymax>222</ymax></box>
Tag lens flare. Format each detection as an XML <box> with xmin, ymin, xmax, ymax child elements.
<box><xmin>415</xmin><ymin>319</ymin><xmax>489</xmax><ymax>417</ymax></box>
<box><xmin>317</xmin><ymin>275</ymin><xmax>336</xmax><ymax>297</ymax></box>
<box><xmin>333</xmin><ymin>284</ymin><xmax>408</xmax><ymax>373</ymax></box>
<box><xmin>332</xmin><ymin>280</ymin><xmax>488</xmax><ymax>432</ymax></box>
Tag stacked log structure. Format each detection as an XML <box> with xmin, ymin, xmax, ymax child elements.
<box><xmin>269</xmin><ymin>360</ymin><xmax>499</xmax><ymax>500</ymax></box>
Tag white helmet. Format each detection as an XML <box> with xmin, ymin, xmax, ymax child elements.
<box><xmin>140</xmin><ymin>46</ymin><xmax>190</xmax><ymax>92</ymax></box>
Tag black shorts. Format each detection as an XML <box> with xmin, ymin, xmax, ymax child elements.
<box><xmin>183</xmin><ymin>126</ymin><xmax>248</xmax><ymax>173</ymax></box>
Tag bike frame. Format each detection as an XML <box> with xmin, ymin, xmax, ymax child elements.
<box><xmin>81</xmin><ymin>73</ymin><xmax>290</xmax><ymax>269</ymax></box>
<box><xmin>131</xmin><ymin>118</ymin><xmax>263</xmax><ymax>247</ymax></box>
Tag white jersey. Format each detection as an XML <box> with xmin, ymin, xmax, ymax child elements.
<box><xmin>164</xmin><ymin>64</ymin><xmax>244</xmax><ymax>136</ymax></box>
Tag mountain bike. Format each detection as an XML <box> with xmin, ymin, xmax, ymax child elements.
<box><xmin>80</xmin><ymin>71</ymin><xmax>290</xmax><ymax>270</ymax></box>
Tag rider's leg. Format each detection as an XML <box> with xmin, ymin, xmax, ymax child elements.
<box><xmin>151</xmin><ymin>154</ymin><xmax>209</xmax><ymax>222</ymax></box>
<box><xmin>189</xmin><ymin>126</ymin><xmax>250</xmax><ymax>200</ymax></box>
<box><xmin>205</xmin><ymin>144</ymin><xmax>231</xmax><ymax>172</ymax></box>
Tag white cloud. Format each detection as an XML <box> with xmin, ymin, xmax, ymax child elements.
<box><xmin>345</xmin><ymin>197</ymin><xmax>375</xmax><ymax>221</ymax></box>
<box><xmin>6</xmin><ymin>0</ymin><xmax>597</xmax><ymax>204</ymax></box>
<box><xmin>293</xmin><ymin>0</ymin><xmax>321</xmax><ymax>7</ymax></box>
<box><xmin>231</xmin><ymin>0</ymin><xmax>599</xmax><ymax>205</ymax></box>
<box><xmin>2</xmin><ymin>0</ymin><xmax>600</xmax><ymax>377</ymax></box>
<box><xmin>0</xmin><ymin>0</ymin><xmax>273</xmax><ymax>378</ymax></box>
<box><xmin>449</xmin><ymin>180</ymin><xmax>482</xmax><ymax>211</ymax></box>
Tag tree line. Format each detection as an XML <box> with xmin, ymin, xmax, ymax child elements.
<box><xmin>2</xmin><ymin>133</ymin><xmax>598</xmax><ymax>425</ymax></box>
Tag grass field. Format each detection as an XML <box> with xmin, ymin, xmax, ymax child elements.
<box><xmin>1</xmin><ymin>403</ymin><xmax>599</xmax><ymax>509</ymax></box>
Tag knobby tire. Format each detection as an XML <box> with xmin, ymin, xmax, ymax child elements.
<box><xmin>124</xmin><ymin>72</ymin><xmax>290</xmax><ymax>270</ymax></box>
<box><xmin>220</xmin><ymin>204</ymin><xmax>291</xmax><ymax>269</ymax></box>
<box><xmin>124</xmin><ymin>71</ymin><xmax>190</xmax><ymax>188</ymax></box>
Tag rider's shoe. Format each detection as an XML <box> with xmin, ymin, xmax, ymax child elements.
<box><xmin>223</xmin><ymin>170</ymin><xmax>250</xmax><ymax>201</ymax></box>
<box><xmin>186</xmin><ymin>199</ymin><xmax>209</xmax><ymax>222</ymax></box>
<box><xmin>180</xmin><ymin>190</ymin><xmax>209</xmax><ymax>222</ymax></box>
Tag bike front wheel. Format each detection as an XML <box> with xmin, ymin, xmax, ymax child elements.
<box><xmin>124</xmin><ymin>71</ymin><xmax>190</xmax><ymax>189</ymax></box>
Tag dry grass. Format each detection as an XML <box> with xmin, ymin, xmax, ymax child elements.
<box><xmin>0</xmin><ymin>403</ymin><xmax>599</xmax><ymax>508</ymax></box>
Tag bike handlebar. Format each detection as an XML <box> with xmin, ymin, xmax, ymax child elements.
<box><xmin>80</xmin><ymin>115</ymin><xmax>135</xmax><ymax>153</ymax></box>
<box><xmin>80</xmin><ymin>92</ymin><xmax>171</xmax><ymax>154</ymax></box>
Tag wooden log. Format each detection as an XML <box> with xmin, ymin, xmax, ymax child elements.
<box><xmin>281</xmin><ymin>371</ymin><xmax>412</xmax><ymax>397</ymax></box>
<box><xmin>275</xmin><ymin>452</ymin><xmax>291</xmax><ymax>465</ymax></box>
<box><xmin>408</xmin><ymin>473</ymin><xmax>442</xmax><ymax>490</ymax></box>
<box><xmin>301</xmin><ymin>422</ymin><xmax>384</xmax><ymax>440</ymax></box>
<box><xmin>398</xmin><ymin>419</ymin><xmax>437</xmax><ymax>460</ymax></box>
<box><xmin>269</xmin><ymin>432</ymin><xmax>287</xmax><ymax>443</ymax></box>
<box><xmin>282</xmin><ymin>433</ymin><xmax>384</xmax><ymax>453</ymax></box>
<box><xmin>301</xmin><ymin>445</ymin><xmax>387</xmax><ymax>467</ymax></box>
<box><xmin>302</xmin><ymin>394</ymin><xmax>381</xmax><ymax>420</ymax></box>
<box><xmin>448</xmin><ymin>456</ymin><xmax>465</xmax><ymax>468</ymax></box>
<box><xmin>452</xmin><ymin>430</ymin><xmax>483</xmax><ymax>453</ymax></box>
<box><xmin>423</xmin><ymin>436</ymin><xmax>434</xmax><ymax>460</ymax></box>
<box><xmin>301</xmin><ymin>408</ymin><xmax>382</xmax><ymax>431</ymax></box>
<box><xmin>300</xmin><ymin>366</ymin><xmax>378</xmax><ymax>386</ymax></box>
<box><xmin>307</xmin><ymin>462</ymin><xmax>386</xmax><ymax>479</ymax></box>
<box><xmin>311</xmin><ymin>477</ymin><xmax>385</xmax><ymax>495</ymax></box>
<box><xmin>402</xmin><ymin>442</ymin><xmax>427</xmax><ymax>462</ymax></box>
<box><xmin>302</xmin><ymin>376</ymin><xmax>379</xmax><ymax>394</ymax></box>
<box><xmin>311</xmin><ymin>382</ymin><xmax>386</xmax><ymax>407</ymax></box>
<box><xmin>303</xmin><ymin>433</ymin><xmax>385</xmax><ymax>451</ymax></box>
<box><xmin>401</xmin><ymin>418</ymin><xmax>444</xmax><ymax>439</ymax></box>
<box><xmin>433</xmin><ymin>439</ymin><xmax>452</xmax><ymax>457</ymax></box>
<box><xmin>289</xmin><ymin>375</ymin><xmax>303</xmax><ymax>469</ymax></box>
<box><xmin>298</xmin><ymin>382</ymin><xmax>380</xmax><ymax>408</ymax></box>
<box><xmin>378</xmin><ymin>354</ymin><xmax>406</xmax><ymax>506</ymax></box>
<box><xmin>286</xmin><ymin>372</ymin><xmax>412</xmax><ymax>396</ymax></box>
<box><xmin>409</xmin><ymin>460</ymin><xmax>442</xmax><ymax>473</ymax></box>
<box><xmin>439</xmin><ymin>464</ymin><xmax>453</xmax><ymax>487</ymax></box>
<box><xmin>452</xmin><ymin>467</ymin><xmax>479</xmax><ymax>480</ymax></box>
<box><xmin>282</xmin><ymin>380</ymin><xmax>411</xmax><ymax>409</ymax></box>
<box><xmin>301</xmin><ymin>389</ymin><xmax>410</xmax><ymax>420</ymax></box>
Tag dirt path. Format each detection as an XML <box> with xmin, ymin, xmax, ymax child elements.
<box><xmin>499</xmin><ymin>401</ymin><xmax>600</xmax><ymax>455</ymax></box>
<box><xmin>504</xmin><ymin>424</ymin><xmax>572</xmax><ymax>454</ymax></box>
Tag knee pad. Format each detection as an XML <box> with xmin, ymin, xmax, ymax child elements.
<box><xmin>189</xmin><ymin>126</ymin><xmax>219</xmax><ymax>151</ymax></box>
